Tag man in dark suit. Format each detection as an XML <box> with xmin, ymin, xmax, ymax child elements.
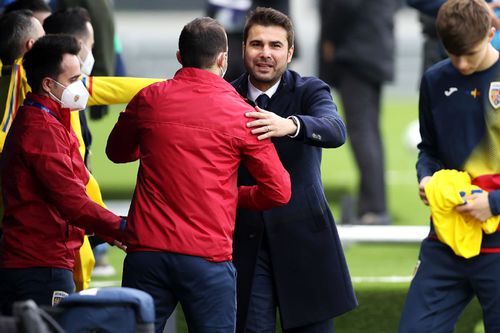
<box><xmin>231</xmin><ymin>7</ymin><xmax>357</xmax><ymax>333</ymax></box>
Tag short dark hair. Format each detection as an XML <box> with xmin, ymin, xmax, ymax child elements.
<box><xmin>23</xmin><ymin>34</ymin><xmax>80</xmax><ymax>93</ymax></box>
<box><xmin>0</xmin><ymin>10</ymin><xmax>37</xmax><ymax>63</ymax></box>
<box><xmin>436</xmin><ymin>0</ymin><xmax>492</xmax><ymax>55</ymax></box>
<box><xmin>3</xmin><ymin>0</ymin><xmax>51</xmax><ymax>14</ymax></box>
<box><xmin>43</xmin><ymin>7</ymin><xmax>91</xmax><ymax>39</ymax></box>
<box><xmin>178</xmin><ymin>17</ymin><xmax>227</xmax><ymax>69</ymax></box>
<box><xmin>243</xmin><ymin>7</ymin><xmax>294</xmax><ymax>49</ymax></box>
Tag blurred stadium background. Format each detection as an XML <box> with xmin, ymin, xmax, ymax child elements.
<box><xmin>85</xmin><ymin>2</ymin><xmax>484</xmax><ymax>332</ymax></box>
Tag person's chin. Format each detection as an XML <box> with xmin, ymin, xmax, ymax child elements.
<box><xmin>253</xmin><ymin>71</ymin><xmax>274</xmax><ymax>82</ymax></box>
<box><xmin>458</xmin><ymin>68</ymin><xmax>474</xmax><ymax>75</ymax></box>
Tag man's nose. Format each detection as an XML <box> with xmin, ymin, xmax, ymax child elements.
<box><xmin>260</xmin><ymin>45</ymin><xmax>271</xmax><ymax>57</ymax></box>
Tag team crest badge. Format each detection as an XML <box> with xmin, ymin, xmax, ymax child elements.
<box><xmin>489</xmin><ymin>82</ymin><xmax>500</xmax><ymax>108</ymax></box>
<box><xmin>51</xmin><ymin>290</ymin><xmax>69</xmax><ymax>306</ymax></box>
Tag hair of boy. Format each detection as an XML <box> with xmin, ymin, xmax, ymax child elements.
<box><xmin>23</xmin><ymin>34</ymin><xmax>80</xmax><ymax>93</ymax></box>
<box><xmin>436</xmin><ymin>0</ymin><xmax>492</xmax><ymax>55</ymax></box>
<box><xmin>243</xmin><ymin>7</ymin><xmax>294</xmax><ymax>49</ymax></box>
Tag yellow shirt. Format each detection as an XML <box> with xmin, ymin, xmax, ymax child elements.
<box><xmin>425</xmin><ymin>169</ymin><xmax>500</xmax><ymax>258</ymax></box>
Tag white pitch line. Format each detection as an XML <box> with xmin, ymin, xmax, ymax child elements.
<box><xmin>351</xmin><ymin>276</ymin><xmax>413</xmax><ymax>283</ymax></box>
<box><xmin>89</xmin><ymin>276</ymin><xmax>413</xmax><ymax>289</ymax></box>
<box><xmin>90</xmin><ymin>280</ymin><xmax>121</xmax><ymax>288</ymax></box>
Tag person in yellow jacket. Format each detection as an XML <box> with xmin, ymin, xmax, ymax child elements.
<box><xmin>0</xmin><ymin>9</ymin><xmax>161</xmax><ymax>290</ymax></box>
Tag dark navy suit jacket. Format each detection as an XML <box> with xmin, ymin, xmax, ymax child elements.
<box><xmin>232</xmin><ymin>70</ymin><xmax>357</xmax><ymax>330</ymax></box>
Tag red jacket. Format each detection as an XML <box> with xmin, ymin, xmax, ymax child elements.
<box><xmin>106</xmin><ymin>68</ymin><xmax>291</xmax><ymax>262</ymax></box>
<box><xmin>0</xmin><ymin>93</ymin><xmax>123</xmax><ymax>270</ymax></box>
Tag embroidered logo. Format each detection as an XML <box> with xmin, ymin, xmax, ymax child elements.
<box><xmin>469</xmin><ymin>88</ymin><xmax>480</xmax><ymax>98</ymax></box>
<box><xmin>51</xmin><ymin>290</ymin><xmax>69</xmax><ymax>306</ymax></box>
<box><xmin>489</xmin><ymin>82</ymin><xmax>500</xmax><ymax>108</ymax></box>
<box><xmin>444</xmin><ymin>87</ymin><xmax>458</xmax><ymax>96</ymax></box>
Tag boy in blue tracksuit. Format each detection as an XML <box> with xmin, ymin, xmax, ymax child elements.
<box><xmin>399</xmin><ymin>0</ymin><xmax>500</xmax><ymax>332</ymax></box>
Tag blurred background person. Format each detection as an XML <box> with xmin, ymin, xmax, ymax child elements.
<box><xmin>319</xmin><ymin>0</ymin><xmax>400</xmax><ymax>225</ymax></box>
<box><xmin>56</xmin><ymin>0</ymin><xmax>116</xmax><ymax>120</ymax></box>
<box><xmin>2</xmin><ymin>0</ymin><xmax>51</xmax><ymax>22</ymax></box>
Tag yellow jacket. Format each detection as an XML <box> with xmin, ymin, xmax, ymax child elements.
<box><xmin>425</xmin><ymin>169</ymin><xmax>500</xmax><ymax>258</ymax></box>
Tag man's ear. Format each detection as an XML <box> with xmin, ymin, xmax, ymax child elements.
<box><xmin>25</xmin><ymin>38</ymin><xmax>36</xmax><ymax>53</ymax></box>
<box><xmin>488</xmin><ymin>26</ymin><xmax>496</xmax><ymax>42</ymax></box>
<box><xmin>176</xmin><ymin>51</ymin><xmax>182</xmax><ymax>65</ymax></box>
<box><xmin>217</xmin><ymin>52</ymin><xmax>226</xmax><ymax>68</ymax></box>
<box><xmin>41</xmin><ymin>77</ymin><xmax>52</xmax><ymax>94</ymax></box>
<box><xmin>287</xmin><ymin>45</ymin><xmax>295</xmax><ymax>64</ymax></box>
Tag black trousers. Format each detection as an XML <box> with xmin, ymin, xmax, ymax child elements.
<box><xmin>336</xmin><ymin>71</ymin><xmax>386</xmax><ymax>216</ymax></box>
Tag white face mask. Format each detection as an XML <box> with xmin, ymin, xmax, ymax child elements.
<box><xmin>79</xmin><ymin>45</ymin><xmax>95</xmax><ymax>76</ymax></box>
<box><xmin>49</xmin><ymin>79</ymin><xmax>90</xmax><ymax>110</ymax></box>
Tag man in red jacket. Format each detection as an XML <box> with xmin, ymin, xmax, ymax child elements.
<box><xmin>0</xmin><ymin>35</ymin><xmax>126</xmax><ymax>315</ymax></box>
<box><xmin>106</xmin><ymin>17</ymin><xmax>291</xmax><ymax>333</ymax></box>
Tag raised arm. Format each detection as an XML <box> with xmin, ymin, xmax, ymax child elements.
<box><xmin>83</xmin><ymin>76</ymin><xmax>162</xmax><ymax>106</ymax></box>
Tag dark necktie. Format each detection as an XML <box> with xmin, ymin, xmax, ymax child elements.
<box><xmin>255</xmin><ymin>94</ymin><xmax>270</xmax><ymax>109</ymax></box>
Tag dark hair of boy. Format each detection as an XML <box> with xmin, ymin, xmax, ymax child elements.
<box><xmin>436</xmin><ymin>0</ymin><xmax>492</xmax><ymax>55</ymax></box>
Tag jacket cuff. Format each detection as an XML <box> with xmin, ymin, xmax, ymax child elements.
<box><xmin>488</xmin><ymin>190</ymin><xmax>500</xmax><ymax>216</ymax></box>
<box><xmin>119</xmin><ymin>217</ymin><xmax>127</xmax><ymax>232</ymax></box>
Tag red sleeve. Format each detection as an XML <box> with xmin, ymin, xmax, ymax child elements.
<box><xmin>106</xmin><ymin>91</ymin><xmax>142</xmax><ymax>163</ymax></box>
<box><xmin>25</xmin><ymin>125</ymin><xmax>123</xmax><ymax>240</ymax></box>
<box><xmin>237</xmin><ymin>137</ymin><xmax>291</xmax><ymax>210</ymax></box>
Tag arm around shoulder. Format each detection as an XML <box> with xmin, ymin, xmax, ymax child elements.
<box><xmin>238</xmin><ymin>139</ymin><xmax>291</xmax><ymax>210</ymax></box>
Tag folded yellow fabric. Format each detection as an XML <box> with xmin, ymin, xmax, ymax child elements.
<box><xmin>425</xmin><ymin>169</ymin><xmax>500</xmax><ymax>258</ymax></box>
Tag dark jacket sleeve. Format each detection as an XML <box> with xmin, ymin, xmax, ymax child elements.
<box><xmin>416</xmin><ymin>74</ymin><xmax>444</xmax><ymax>182</ymax></box>
<box><xmin>25</xmin><ymin>125</ymin><xmax>123</xmax><ymax>240</ymax></box>
<box><xmin>238</xmin><ymin>137</ymin><xmax>291</xmax><ymax>211</ymax></box>
<box><xmin>106</xmin><ymin>92</ymin><xmax>142</xmax><ymax>163</ymax></box>
<box><xmin>407</xmin><ymin>0</ymin><xmax>445</xmax><ymax>17</ymax></box>
<box><xmin>294</xmin><ymin>78</ymin><xmax>347</xmax><ymax>148</ymax></box>
<box><xmin>489</xmin><ymin>191</ymin><xmax>500</xmax><ymax>215</ymax></box>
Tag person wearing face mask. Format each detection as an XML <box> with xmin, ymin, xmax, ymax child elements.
<box><xmin>43</xmin><ymin>7</ymin><xmax>164</xmax><ymax>283</ymax></box>
<box><xmin>44</xmin><ymin>7</ymin><xmax>97</xmax><ymax>166</ymax></box>
<box><xmin>106</xmin><ymin>17</ymin><xmax>291</xmax><ymax>333</ymax></box>
<box><xmin>0</xmin><ymin>7</ymin><xmax>161</xmax><ymax>291</ymax></box>
<box><xmin>0</xmin><ymin>34</ymin><xmax>127</xmax><ymax>315</ymax></box>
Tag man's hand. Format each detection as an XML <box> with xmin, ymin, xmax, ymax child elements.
<box><xmin>113</xmin><ymin>240</ymin><xmax>127</xmax><ymax>252</ymax></box>
<box><xmin>246</xmin><ymin>107</ymin><xmax>297</xmax><ymax>140</ymax></box>
<box><xmin>455</xmin><ymin>191</ymin><xmax>492</xmax><ymax>222</ymax></box>
<box><xmin>419</xmin><ymin>176</ymin><xmax>432</xmax><ymax>205</ymax></box>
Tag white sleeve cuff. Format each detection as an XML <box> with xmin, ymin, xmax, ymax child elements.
<box><xmin>287</xmin><ymin>116</ymin><xmax>301</xmax><ymax>138</ymax></box>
